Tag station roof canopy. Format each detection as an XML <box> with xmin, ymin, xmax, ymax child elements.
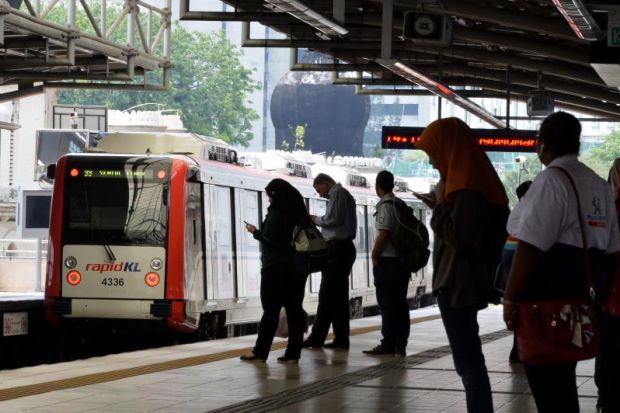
<box><xmin>0</xmin><ymin>0</ymin><xmax>172</xmax><ymax>102</ymax></box>
<box><xmin>181</xmin><ymin>0</ymin><xmax>620</xmax><ymax>125</ymax></box>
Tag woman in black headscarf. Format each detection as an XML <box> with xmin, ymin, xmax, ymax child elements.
<box><xmin>240</xmin><ymin>178</ymin><xmax>309</xmax><ymax>362</ymax></box>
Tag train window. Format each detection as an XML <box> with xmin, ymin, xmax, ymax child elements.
<box><xmin>307</xmin><ymin>199</ymin><xmax>327</xmax><ymax>293</ymax></box>
<box><xmin>63</xmin><ymin>157</ymin><xmax>170</xmax><ymax>246</ymax></box>
<box><xmin>236</xmin><ymin>189</ymin><xmax>261</xmax><ymax>297</ymax></box>
<box><xmin>185</xmin><ymin>182</ymin><xmax>205</xmax><ymax>303</ymax></box>
<box><xmin>351</xmin><ymin>205</ymin><xmax>369</xmax><ymax>290</ymax></box>
<box><xmin>207</xmin><ymin>185</ymin><xmax>235</xmax><ymax>299</ymax></box>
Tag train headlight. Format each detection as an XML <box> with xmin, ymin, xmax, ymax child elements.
<box><xmin>66</xmin><ymin>270</ymin><xmax>81</xmax><ymax>286</ymax></box>
<box><xmin>145</xmin><ymin>272</ymin><xmax>160</xmax><ymax>287</ymax></box>
<box><xmin>150</xmin><ymin>258</ymin><xmax>163</xmax><ymax>271</ymax></box>
<box><xmin>64</xmin><ymin>256</ymin><xmax>77</xmax><ymax>269</ymax></box>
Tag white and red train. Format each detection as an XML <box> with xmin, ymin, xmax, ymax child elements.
<box><xmin>44</xmin><ymin>132</ymin><xmax>433</xmax><ymax>336</ymax></box>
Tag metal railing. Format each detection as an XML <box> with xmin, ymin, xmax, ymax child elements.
<box><xmin>0</xmin><ymin>238</ymin><xmax>47</xmax><ymax>292</ymax></box>
<box><xmin>0</xmin><ymin>0</ymin><xmax>172</xmax><ymax>95</ymax></box>
<box><xmin>0</xmin><ymin>238</ymin><xmax>48</xmax><ymax>259</ymax></box>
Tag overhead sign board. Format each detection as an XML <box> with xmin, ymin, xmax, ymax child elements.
<box><xmin>381</xmin><ymin>126</ymin><xmax>537</xmax><ymax>152</ymax></box>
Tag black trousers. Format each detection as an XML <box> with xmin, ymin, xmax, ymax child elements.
<box><xmin>307</xmin><ymin>240</ymin><xmax>356</xmax><ymax>345</ymax></box>
<box><xmin>524</xmin><ymin>362</ymin><xmax>579</xmax><ymax>413</ymax></box>
<box><xmin>253</xmin><ymin>264</ymin><xmax>308</xmax><ymax>359</ymax></box>
<box><xmin>595</xmin><ymin>313</ymin><xmax>620</xmax><ymax>413</ymax></box>
<box><xmin>373</xmin><ymin>257</ymin><xmax>410</xmax><ymax>352</ymax></box>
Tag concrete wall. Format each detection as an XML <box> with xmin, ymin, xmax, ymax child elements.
<box><xmin>0</xmin><ymin>258</ymin><xmax>44</xmax><ymax>292</ymax></box>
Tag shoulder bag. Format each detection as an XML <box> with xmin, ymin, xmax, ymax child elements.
<box><xmin>516</xmin><ymin>166</ymin><xmax>599</xmax><ymax>364</ymax></box>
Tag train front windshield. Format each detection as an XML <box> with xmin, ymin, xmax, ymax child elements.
<box><xmin>63</xmin><ymin>157</ymin><xmax>171</xmax><ymax>246</ymax></box>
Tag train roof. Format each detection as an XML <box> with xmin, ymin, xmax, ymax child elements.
<box><xmin>59</xmin><ymin>134</ymin><xmax>430</xmax><ymax>206</ymax></box>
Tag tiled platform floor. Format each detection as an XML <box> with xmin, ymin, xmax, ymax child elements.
<box><xmin>0</xmin><ymin>306</ymin><xmax>600</xmax><ymax>412</ymax></box>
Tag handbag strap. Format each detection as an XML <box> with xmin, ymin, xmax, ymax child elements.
<box><xmin>549</xmin><ymin>166</ymin><xmax>596</xmax><ymax>299</ymax></box>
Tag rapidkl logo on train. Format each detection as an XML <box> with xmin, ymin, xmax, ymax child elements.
<box><xmin>85</xmin><ymin>262</ymin><xmax>142</xmax><ymax>273</ymax></box>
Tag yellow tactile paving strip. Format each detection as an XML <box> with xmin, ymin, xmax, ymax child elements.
<box><xmin>0</xmin><ymin>314</ymin><xmax>441</xmax><ymax>401</ymax></box>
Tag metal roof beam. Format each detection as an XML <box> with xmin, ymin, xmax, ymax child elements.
<box><xmin>328</xmin><ymin>44</ymin><xmax>606</xmax><ymax>87</ymax></box>
<box><xmin>388</xmin><ymin>0</ymin><xmax>580</xmax><ymax>42</ymax></box>
<box><xmin>418</xmin><ymin>64</ymin><xmax>620</xmax><ymax>105</ymax></box>
<box><xmin>376</xmin><ymin>58</ymin><xmax>506</xmax><ymax>128</ymax></box>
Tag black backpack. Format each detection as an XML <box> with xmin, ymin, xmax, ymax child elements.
<box><xmin>383</xmin><ymin>199</ymin><xmax>431</xmax><ymax>273</ymax></box>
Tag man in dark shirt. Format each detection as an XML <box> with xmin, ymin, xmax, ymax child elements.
<box><xmin>303</xmin><ymin>173</ymin><xmax>357</xmax><ymax>349</ymax></box>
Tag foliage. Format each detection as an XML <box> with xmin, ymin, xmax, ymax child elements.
<box><xmin>370</xmin><ymin>144</ymin><xmax>384</xmax><ymax>158</ymax></box>
<box><xmin>57</xmin><ymin>22</ymin><xmax>260</xmax><ymax>146</ymax></box>
<box><xmin>580</xmin><ymin>129</ymin><xmax>620</xmax><ymax>178</ymax></box>
<box><xmin>588</xmin><ymin>130</ymin><xmax>620</xmax><ymax>163</ymax></box>
<box><xmin>289</xmin><ymin>124</ymin><xmax>307</xmax><ymax>150</ymax></box>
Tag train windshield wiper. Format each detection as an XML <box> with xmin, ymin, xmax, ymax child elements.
<box><xmin>98</xmin><ymin>229</ymin><xmax>117</xmax><ymax>262</ymax></box>
<box><xmin>85</xmin><ymin>189</ymin><xmax>117</xmax><ymax>262</ymax></box>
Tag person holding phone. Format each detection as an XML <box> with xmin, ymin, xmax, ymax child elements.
<box><xmin>303</xmin><ymin>173</ymin><xmax>357</xmax><ymax>350</ymax></box>
<box><xmin>240</xmin><ymin>179</ymin><xmax>310</xmax><ymax>363</ymax></box>
<box><xmin>416</xmin><ymin>117</ymin><xmax>509</xmax><ymax>413</ymax></box>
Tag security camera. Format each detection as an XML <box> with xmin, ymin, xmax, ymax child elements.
<box><xmin>515</xmin><ymin>156</ymin><xmax>526</xmax><ymax>164</ymax></box>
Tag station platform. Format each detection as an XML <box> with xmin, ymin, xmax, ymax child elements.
<box><xmin>0</xmin><ymin>305</ymin><xmax>599</xmax><ymax>413</ymax></box>
<box><xmin>0</xmin><ymin>292</ymin><xmax>43</xmax><ymax>306</ymax></box>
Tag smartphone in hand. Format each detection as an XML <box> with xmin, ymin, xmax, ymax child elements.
<box><xmin>243</xmin><ymin>220</ymin><xmax>251</xmax><ymax>226</ymax></box>
<box><xmin>412</xmin><ymin>191</ymin><xmax>435</xmax><ymax>206</ymax></box>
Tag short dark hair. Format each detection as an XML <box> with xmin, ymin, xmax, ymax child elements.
<box><xmin>313</xmin><ymin>173</ymin><xmax>335</xmax><ymax>185</ymax></box>
<box><xmin>375</xmin><ymin>170</ymin><xmax>395</xmax><ymax>192</ymax></box>
<box><xmin>516</xmin><ymin>180</ymin><xmax>532</xmax><ymax>200</ymax></box>
<box><xmin>538</xmin><ymin>111</ymin><xmax>581</xmax><ymax>155</ymax></box>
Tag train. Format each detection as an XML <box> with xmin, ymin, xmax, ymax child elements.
<box><xmin>44</xmin><ymin>132</ymin><xmax>434</xmax><ymax>338</ymax></box>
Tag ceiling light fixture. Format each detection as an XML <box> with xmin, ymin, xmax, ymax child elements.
<box><xmin>376</xmin><ymin>59</ymin><xmax>506</xmax><ymax>129</ymax></box>
<box><xmin>552</xmin><ymin>0</ymin><xmax>602</xmax><ymax>41</ymax></box>
<box><xmin>263</xmin><ymin>0</ymin><xmax>348</xmax><ymax>38</ymax></box>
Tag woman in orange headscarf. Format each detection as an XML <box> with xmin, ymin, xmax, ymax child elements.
<box><xmin>415</xmin><ymin>117</ymin><xmax>509</xmax><ymax>413</ymax></box>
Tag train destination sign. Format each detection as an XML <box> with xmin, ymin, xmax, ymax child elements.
<box><xmin>68</xmin><ymin>168</ymin><xmax>166</xmax><ymax>180</ymax></box>
<box><xmin>381</xmin><ymin>126</ymin><xmax>537</xmax><ymax>152</ymax></box>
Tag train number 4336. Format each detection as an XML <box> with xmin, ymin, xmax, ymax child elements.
<box><xmin>101</xmin><ymin>278</ymin><xmax>125</xmax><ymax>286</ymax></box>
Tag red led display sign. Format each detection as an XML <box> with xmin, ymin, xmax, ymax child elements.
<box><xmin>382</xmin><ymin>126</ymin><xmax>537</xmax><ymax>152</ymax></box>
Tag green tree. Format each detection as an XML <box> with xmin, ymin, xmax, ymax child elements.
<box><xmin>581</xmin><ymin>129</ymin><xmax>620</xmax><ymax>178</ymax></box>
<box><xmin>289</xmin><ymin>124</ymin><xmax>306</xmax><ymax>150</ymax></box>
<box><xmin>58</xmin><ymin>25</ymin><xmax>260</xmax><ymax>147</ymax></box>
<box><xmin>370</xmin><ymin>144</ymin><xmax>384</xmax><ymax>158</ymax></box>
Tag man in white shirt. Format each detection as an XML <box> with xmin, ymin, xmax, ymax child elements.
<box><xmin>503</xmin><ymin>111</ymin><xmax>620</xmax><ymax>413</ymax></box>
<box><xmin>364</xmin><ymin>170</ymin><xmax>411</xmax><ymax>356</ymax></box>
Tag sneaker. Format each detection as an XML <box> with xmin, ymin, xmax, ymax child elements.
<box><xmin>393</xmin><ymin>350</ymin><xmax>407</xmax><ymax>358</ymax></box>
<box><xmin>324</xmin><ymin>341</ymin><xmax>349</xmax><ymax>350</ymax></box>
<box><xmin>302</xmin><ymin>339</ymin><xmax>323</xmax><ymax>349</ymax></box>
<box><xmin>362</xmin><ymin>345</ymin><xmax>394</xmax><ymax>356</ymax></box>
<box><xmin>277</xmin><ymin>355</ymin><xmax>299</xmax><ymax>363</ymax></box>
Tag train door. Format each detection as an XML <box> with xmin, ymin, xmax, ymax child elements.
<box><xmin>234</xmin><ymin>189</ymin><xmax>262</xmax><ymax>299</ymax></box>
<box><xmin>351</xmin><ymin>204</ymin><xmax>369</xmax><ymax>290</ymax></box>
<box><xmin>308</xmin><ymin>198</ymin><xmax>327</xmax><ymax>293</ymax></box>
<box><xmin>204</xmin><ymin>185</ymin><xmax>235</xmax><ymax>300</ymax></box>
<box><xmin>185</xmin><ymin>182</ymin><xmax>205</xmax><ymax>320</ymax></box>
<box><xmin>367</xmin><ymin>201</ymin><xmax>378</xmax><ymax>288</ymax></box>
<box><xmin>416</xmin><ymin>207</ymin><xmax>432</xmax><ymax>279</ymax></box>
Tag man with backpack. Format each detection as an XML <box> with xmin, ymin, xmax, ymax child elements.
<box><xmin>365</xmin><ymin>170</ymin><xmax>429</xmax><ymax>357</ymax></box>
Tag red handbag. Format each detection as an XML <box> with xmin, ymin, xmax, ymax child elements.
<box><xmin>516</xmin><ymin>167</ymin><xmax>599</xmax><ymax>365</ymax></box>
<box><xmin>516</xmin><ymin>299</ymin><xmax>597</xmax><ymax>364</ymax></box>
